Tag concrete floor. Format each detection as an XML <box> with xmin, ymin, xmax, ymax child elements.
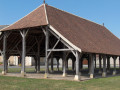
<box><xmin>1</xmin><ymin>65</ymin><xmax>120</xmax><ymax>81</ymax></box>
<box><xmin>0</xmin><ymin>71</ymin><xmax>90</xmax><ymax>81</ymax></box>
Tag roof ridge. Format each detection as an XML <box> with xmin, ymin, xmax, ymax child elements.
<box><xmin>46</xmin><ymin>4</ymin><xmax>104</xmax><ymax>27</ymax></box>
<box><xmin>0</xmin><ymin>4</ymin><xmax>45</xmax><ymax>31</ymax></box>
<box><xmin>44</xmin><ymin>4</ymin><xmax>49</xmax><ymax>25</ymax></box>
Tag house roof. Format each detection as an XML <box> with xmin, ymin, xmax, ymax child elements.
<box><xmin>1</xmin><ymin>4</ymin><xmax>120</xmax><ymax>56</ymax></box>
<box><xmin>0</xmin><ymin>5</ymin><xmax>48</xmax><ymax>31</ymax></box>
<box><xmin>0</xmin><ymin>25</ymin><xmax>9</xmax><ymax>30</ymax></box>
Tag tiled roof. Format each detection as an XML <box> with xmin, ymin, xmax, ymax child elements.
<box><xmin>1</xmin><ymin>4</ymin><xmax>120</xmax><ymax>55</ymax></box>
<box><xmin>0</xmin><ymin>25</ymin><xmax>9</xmax><ymax>30</ymax></box>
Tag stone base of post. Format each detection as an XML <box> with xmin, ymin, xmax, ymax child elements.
<box><xmin>74</xmin><ymin>75</ymin><xmax>80</xmax><ymax>81</ymax></box>
<box><xmin>44</xmin><ymin>73</ymin><xmax>48</xmax><ymax>78</ymax></box>
<box><xmin>2</xmin><ymin>71</ymin><xmax>6</xmax><ymax>75</ymax></box>
<box><xmin>21</xmin><ymin>71</ymin><xmax>26</xmax><ymax>77</ymax></box>
<box><xmin>90</xmin><ymin>74</ymin><xmax>94</xmax><ymax>79</ymax></box>
<box><xmin>63</xmin><ymin>73</ymin><xmax>67</xmax><ymax>77</ymax></box>
<box><xmin>102</xmin><ymin>72</ymin><xmax>106</xmax><ymax>77</ymax></box>
<box><xmin>113</xmin><ymin>71</ymin><xmax>116</xmax><ymax>75</ymax></box>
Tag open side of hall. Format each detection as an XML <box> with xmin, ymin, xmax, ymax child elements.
<box><xmin>0</xmin><ymin>4</ymin><xmax>120</xmax><ymax>81</ymax></box>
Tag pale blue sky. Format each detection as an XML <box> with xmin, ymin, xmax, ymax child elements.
<box><xmin>0</xmin><ymin>0</ymin><xmax>120</xmax><ymax>38</ymax></box>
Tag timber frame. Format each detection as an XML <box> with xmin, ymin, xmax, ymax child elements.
<box><xmin>0</xmin><ymin>25</ymin><xmax>82</xmax><ymax>80</ymax></box>
<box><xmin>0</xmin><ymin>25</ymin><xmax>120</xmax><ymax>81</ymax></box>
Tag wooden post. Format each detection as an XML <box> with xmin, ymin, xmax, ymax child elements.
<box><xmin>2</xmin><ymin>32</ymin><xmax>7</xmax><ymax>75</ymax></box>
<box><xmin>34</xmin><ymin>56</ymin><xmax>38</xmax><ymax>72</ymax></box>
<box><xmin>37</xmin><ymin>58</ymin><xmax>40</xmax><ymax>73</ymax></box>
<box><xmin>107</xmin><ymin>56</ymin><xmax>110</xmax><ymax>73</ymax></box>
<box><xmin>113</xmin><ymin>56</ymin><xmax>117</xmax><ymax>75</ymax></box>
<box><xmin>98</xmin><ymin>55</ymin><xmax>102</xmax><ymax>74</ymax></box>
<box><xmin>37</xmin><ymin>43</ymin><xmax>40</xmax><ymax>73</ymax></box>
<box><xmin>74</xmin><ymin>51</ymin><xmax>81</xmax><ymax>81</ymax></box>
<box><xmin>45</xmin><ymin>28</ymin><xmax>49</xmax><ymax>78</ymax></box>
<box><xmin>20</xmin><ymin>30</ymin><xmax>26</xmax><ymax>76</ymax></box>
<box><xmin>90</xmin><ymin>54</ymin><xmax>95</xmax><ymax>79</ymax></box>
<box><xmin>57</xmin><ymin>58</ymin><xmax>59</xmax><ymax>71</ymax></box>
<box><xmin>66</xmin><ymin>59</ymin><xmax>68</xmax><ymax>70</ymax></box>
<box><xmin>48</xmin><ymin>58</ymin><xmax>50</xmax><ymax>73</ymax></box>
<box><xmin>119</xmin><ymin>56</ymin><xmax>120</xmax><ymax>69</ymax></box>
<box><xmin>62</xmin><ymin>59</ymin><xmax>64</xmax><ymax>71</ymax></box>
<box><xmin>88</xmin><ymin>54</ymin><xmax>91</xmax><ymax>74</ymax></box>
<box><xmin>94</xmin><ymin>55</ymin><xmax>96</xmax><ymax>69</ymax></box>
<box><xmin>88</xmin><ymin>59</ymin><xmax>89</xmax><ymax>69</ymax></box>
<box><xmin>63</xmin><ymin>52</ymin><xmax>67</xmax><ymax>77</ymax></box>
<box><xmin>102</xmin><ymin>55</ymin><xmax>107</xmax><ymax>77</ymax></box>
<box><xmin>79</xmin><ymin>59</ymin><xmax>81</xmax><ymax>72</ymax></box>
<box><xmin>74</xmin><ymin>61</ymin><xmax>76</xmax><ymax>71</ymax></box>
<box><xmin>51</xmin><ymin>54</ymin><xmax>53</xmax><ymax>72</ymax></box>
<box><xmin>81</xmin><ymin>59</ymin><xmax>83</xmax><ymax>70</ymax></box>
<box><xmin>6</xmin><ymin>55</ymin><xmax>10</xmax><ymax>73</ymax></box>
<box><xmin>79</xmin><ymin>58</ymin><xmax>82</xmax><ymax>72</ymax></box>
<box><xmin>72</xmin><ymin>60</ymin><xmax>75</xmax><ymax>71</ymax></box>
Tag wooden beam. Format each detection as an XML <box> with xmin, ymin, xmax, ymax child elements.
<box><xmin>48</xmin><ymin>28</ymin><xmax>76</xmax><ymax>57</ymax></box>
<box><xmin>47</xmin><ymin>39</ymin><xmax>60</xmax><ymax>58</ymax></box>
<box><xmin>47</xmin><ymin>49</ymin><xmax>74</xmax><ymax>52</ymax></box>
<box><xmin>9</xmin><ymin>39</ymin><xmax>21</xmax><ymax>52</ymax></box>
<box><xmin>48</xmin><ymin>28</ymin><xmax>74</xmax><ymax>50</ymax></box>
<box><xmin>0</xmin><ymin>34</ymin><xmax>3</xmax><ymax>41</ymax></box>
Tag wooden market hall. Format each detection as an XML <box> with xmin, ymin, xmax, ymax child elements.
<box><xmin>0</xmin><ymin>3</ymin><xmax>120</xmax><ymax>81</ymax></box>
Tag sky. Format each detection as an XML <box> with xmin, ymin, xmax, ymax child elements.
<box><xmin>0</xmin><ymin>0</ymin><xmax>120</xmax><ymax>38</ymax></box>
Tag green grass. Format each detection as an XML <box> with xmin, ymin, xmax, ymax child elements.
<box><xmin>0</xmin><ymin>67</ymin><xmax>120</xmax><ymax>90</ymax></box>
<box><xmin>0</xmin><ymin>68</ymin><xmax>36</xmax><ymax>73</ymax></box>
<box><xmin>0</xmin><ymin>67</ymin><xmax>66</xmax><ymax>73</ymax></box>
<box><xmin>0</xmin><ymin>75</ymin><xmax>120</xmax><ymax>90</ymax></box>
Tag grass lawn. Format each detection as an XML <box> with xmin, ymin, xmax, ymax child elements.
<box><xmin>0</xmin><ymin>75</ymin><xmax>120</xmax><ymax>90</ymax></box>
<box><xmin>0</xmin><ymin>66</ymin><xmax>66</xmax><ymax>73</ymax></box>
<box><xmin>0</xmin><ymin>67</ymin><xmax>120</xmax><ymax>90</ymax></box>
<box><xmin>0</xmin><ymin>68</ymin><xmax>35</xmax><ymax>73</ymax></box>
